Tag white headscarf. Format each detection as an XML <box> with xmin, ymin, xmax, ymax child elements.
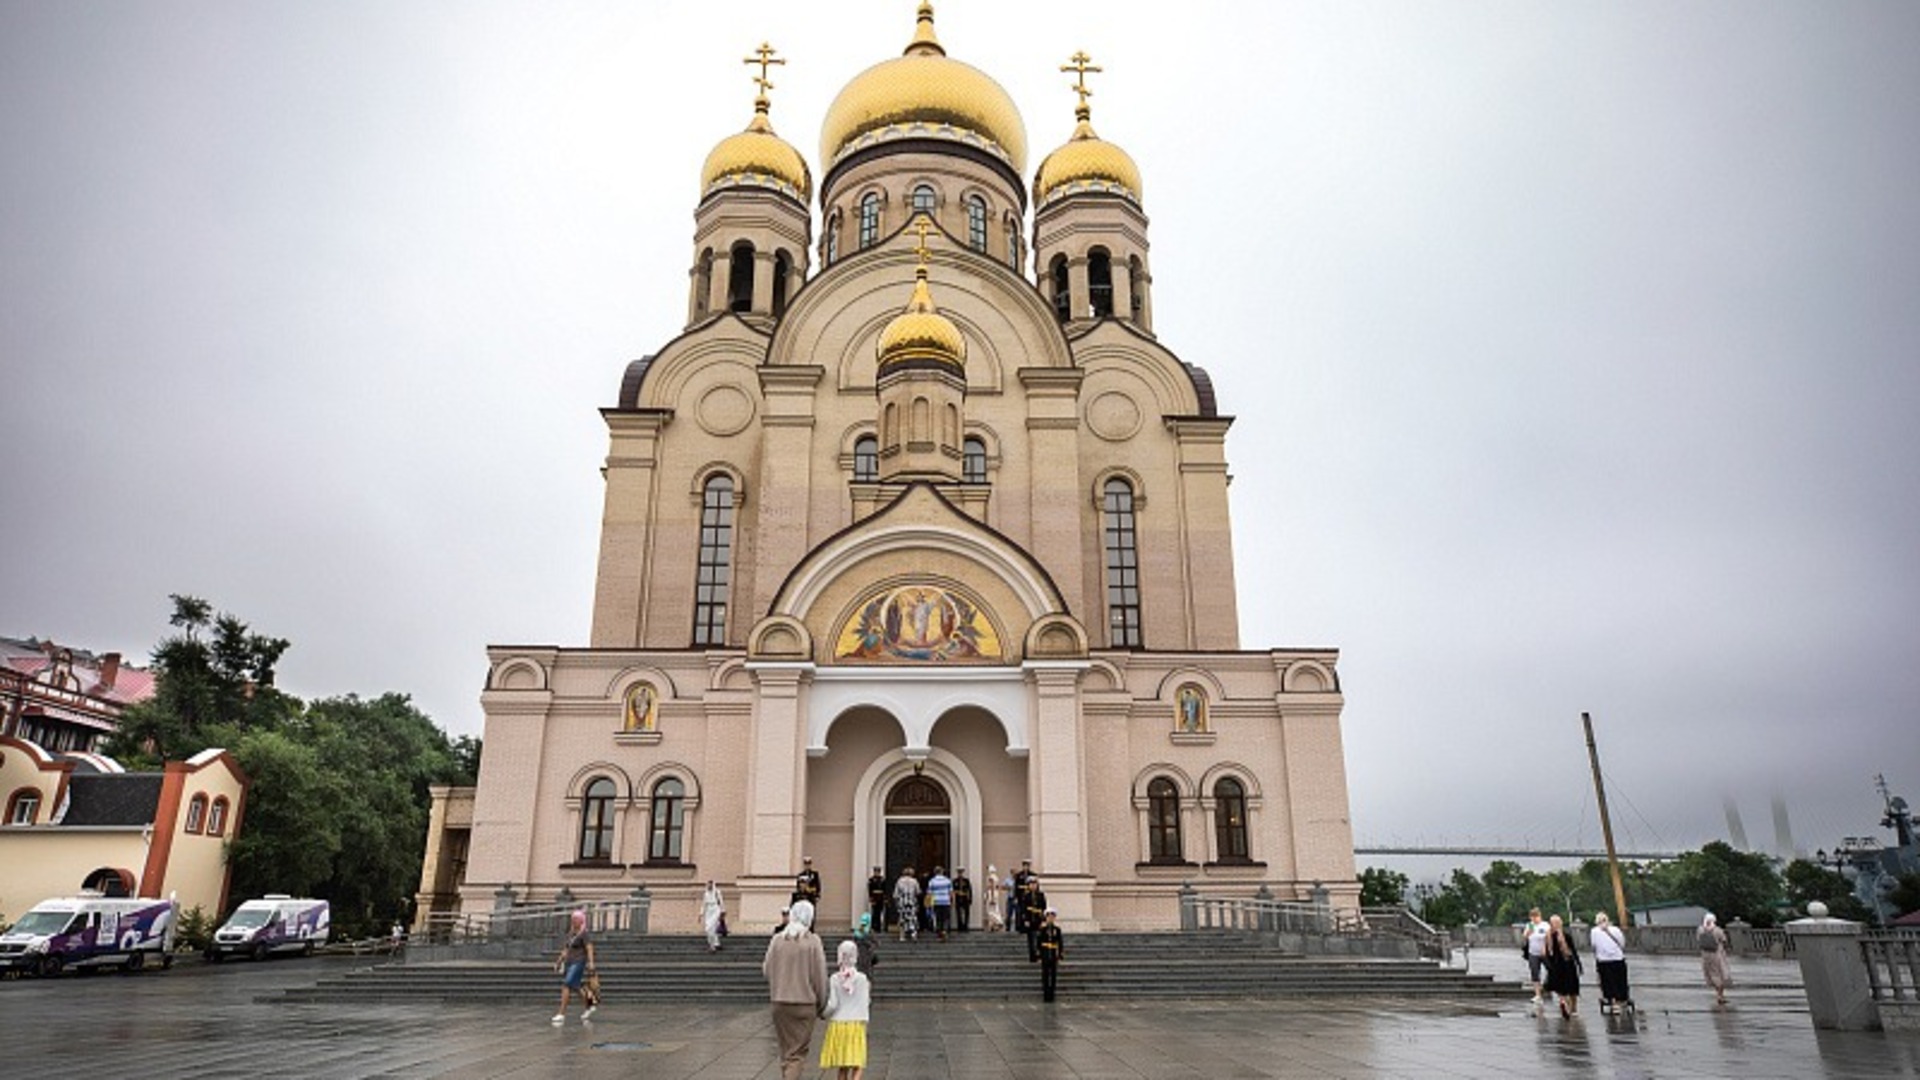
<box><xmin>1701</xmin><ymin>913</ymin><xmax>1718</xmax><ymax>932</ymax></box>
<box><xmin>782</xmin><ymin>899</ymin><xmax>815</xmax><ymax>940</ymax></box>
<box><xmin>836</xmin><ymin>939</ymin><xmax>860</xmax><ymax>993</ymax></box>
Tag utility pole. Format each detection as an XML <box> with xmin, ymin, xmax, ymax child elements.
<box><xmin>1584</xmin><ymin>712</ymin><xmax>1632</xmax><ymax>928</ymax></box>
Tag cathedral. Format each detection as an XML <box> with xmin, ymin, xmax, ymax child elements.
<box><xmin>428</xmin><ymin>4</ymin><xmax>1357</xmax><ymax>932</ymax></box>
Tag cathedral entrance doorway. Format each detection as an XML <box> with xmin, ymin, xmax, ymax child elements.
<box><xmin>883</xmin><ymin>773</ymin><xmax>950</xmax><ymax>927</ymax></box>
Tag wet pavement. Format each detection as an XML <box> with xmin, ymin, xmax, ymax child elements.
<box><xmin>1</xmin><ymin>947</ymin><xmax>1914</xmax><ymax>1078</ymax></box>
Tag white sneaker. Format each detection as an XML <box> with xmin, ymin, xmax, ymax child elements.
<box><xmin>582</xmin><ymin>1006</ymin><xmax>596</xmax><ymax>1021</ymax></box>
<box><xmin>551</xmin><ymin>1014</ymin><xmax>565</xmax><ymax>1024</ymax></box>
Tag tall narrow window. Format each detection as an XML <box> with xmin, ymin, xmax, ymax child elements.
<box><xmin>1214</xmin><ymin>777</ymin><xmax>1250</xmax><ymax>861</ymax></box>
<box><xmin>772</xmin><ymin>250</ymin><xmax>791</xmax><ymax>317</ymax></box>
<box><xmin>578</xmin><ymin>777</ymin><xmax>616</xmax><ymax>861</ymax></box>
<box><xmin>853</xmin><ymin>435</ymin><xmax>878</xmax><ymax>481</ymax></box>
<box><xmin>963</xmin><ymin>437</ymin><xmax>987</xmax><ymax>483</ymax></box>
<box><xmin>1102</xmin><ymin>478</ymin><xmax>1142</xmax><ymax>647</ymax></box>
<box><xmin>648</xmin><ymin>778</ymin><xmax>686</xmax><ymax>862</ymax></box>
<box><xmin>1050</xmin><ymin>255</ymin><xmax>1070</xmax><ymax>322</ymax></box>
<box><xmin>1006</xmin><ymin>218</ymin><xmax>1021</xmax><ymax>270</ymax></box>
<box><xmin>911</xmin><ymin>184</ymin><xmax>937</xmax><ymax>215</ymax></box>
<box><xmin>727</xmin><ymin>241</ymin><xmax>755</xmax><ymax>313</ymax></box>
<box><xmin>1088</xmin><ymin>248</ymin><xmax>1114</xmax><ymax>317</ymax></box>
<box><xmin>859</xmin><ymin>193</ymin><xmax>881</xmax><ymax>248</ymax></box>
<box><xmin>1148</xmin><ymin>776</ymin><xmax>1182</xmax><ymax>861</ymax></box>
<box><xmin>207</xmin><ymin>797</ymin><xmax>229</xmax><ymax>837</ymax></box>
<box><xmin>693</xmin><ymin>475</ymin><xmax>734</xmax><ymax>645</ymax></box>
<box><xmin>185</xmin><ymin>794</ymin><xmax>208</xmax><ymax>834</ymax></box>
<box><xmin>694</xmin><ymin>249</ymin><xmax>713</xmax><ymax>316</ymax></box>
<box><xmin>825</xmin><ymin>216</ymin><xmax>841</xmax><ymax>265</ymax></box>
<box><xmin>966</xmin><ymin>196</ymin><xmax>988</xmax><ymax>251</ymax></box>
<box><xmin>1129</xmin><ymin>255</ymin><xmax>1145</xmax><ymax>320</ymax></box>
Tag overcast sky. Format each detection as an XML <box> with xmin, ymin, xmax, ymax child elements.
<box><xmin>4</xmin><ymin>1</ymin><xmax>1916</xmax><ymax>870</ymax></box>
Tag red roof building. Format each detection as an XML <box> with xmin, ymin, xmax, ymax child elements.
<box><xmin>0</xmin><ymin>637</ymin><xmax>156</xmax><ymax>754</ymax></box>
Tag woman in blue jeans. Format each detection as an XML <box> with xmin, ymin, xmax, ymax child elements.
<box><xmin>552</xmin><ymin>910</ymin><xmax>597</xmax><ymax>1024</ymax></box>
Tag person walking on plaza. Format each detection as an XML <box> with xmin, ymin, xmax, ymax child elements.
<box><xmin>953</xmin><ymin>868</ymin><xmax>973</xmax><ymax>932</ymax></box>
<box><xmin>928</xmin><ymin>866</ymin><xmax>954</xmax><ymax>940</ymax></box>
<box><xmin>1543</xmin><ymin>914</ymin><xmax>1582</xmax><ymax>1018</ymax></box>
<box><xmin>866</xmin><ymin>866</ymin><xmax>889</xmax><ymax>931</ymax></box>
<box><xmin>1698</xmin><ymin>913</ymin><xmax>1732</xmax><ymax>1005</ymax></box>
<box><xmin>793</xmin><ymin>855</ymin><xmax>822</xmax><ymax>908</ymax></box>
<box><xmin>819</xmin><ymin>939</ymin><xmax>872</xmax><ymax>1080</ymax></box>
<box><xmin>551</xmin><ymin>909</ymin><xmax>597</xmax><ymax>1024</ymax></box>
<box><xmin>1523</xmin><ymin>907</ymin><xmax>1551</xmax><ymax>1002</ymax></box>
<box><xmin>1033</xmin><ymin>908</ymin><xmax>1065</xmax><ymax>1002</ymax></box>
<box><xmin>763</xmin><ymin>900</ymin><xmax>829</xmax><ymax>1080</ymax></box>
<box><xmin>701</xmin><ymin>879</ymin><xmax>727</xmax><ymax>953</ymax></box>
<box><xmin>1023</xmin><ymin>879</ymin><xmax>1049</xmax><ymax>962</ymax></box>
<box><xmin>892</xmin><ymin>867</ymin><xmax>921</xmax><ymax>941</ymax></box>
<box><xmin>1590</xmin><ymin>912</ymin><xmax>1632</xmax><ymax>1014</ymax></box>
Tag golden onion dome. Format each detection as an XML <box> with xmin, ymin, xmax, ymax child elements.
<box><xmin>1034</xmin><ymin>110</ymin><xmax>1143</xmax><ymax>206</ymax></box>
<box><xmin>819</xmin><ymin>3</ymin><xmax>1027</xmax><ymax>176</ymax></box>
<box><xmin>877</xmin><ymin>227</ymin><xmax>966</xmax><ymax>373</ymax></box>
<box><xmin>701</xmin><ymin>97</ymin><xmax>812</xmax><ymax>202</ymax></box>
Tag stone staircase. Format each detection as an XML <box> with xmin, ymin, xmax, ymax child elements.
<box><xmin>273</xmin><ymin>931</ymin><xmax>1518</xmax><ymax>1003</ymax></box>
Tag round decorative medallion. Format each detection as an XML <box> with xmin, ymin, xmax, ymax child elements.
<box><xmin>1086</xmin><ymin>390</ymin><xmax>1142</xmax><ymax>442</ymax></box>
<box><xmin>696</xmin><ymin>385</ymin><xmax>755</xmax><ymax>436</ymax></box>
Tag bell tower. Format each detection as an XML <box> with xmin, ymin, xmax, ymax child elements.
<box><xmin>1032</xmin><ymin>52</ymin><xmax>1152</xmax><ymax>333</ymax></box>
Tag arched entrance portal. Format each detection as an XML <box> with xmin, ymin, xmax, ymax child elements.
<box><xmin>82</xmin><ymin>867</ymin><xmax>134</xmax><ymax>897</ymax></box>
<box><xmin>884</xmin><ymin>773</ymin><xmax>950</xmax><ymax>916</ymax></box>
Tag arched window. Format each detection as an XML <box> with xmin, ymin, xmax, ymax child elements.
<box><xmin>825</xmin><ymin>215</ymin><xmax>841</xmax><ymax>265</ymax></box>
<box><xmin>962</xmin><ymin>436</ymin><xmax>987</xmax><ymax>483</ymax></box>
<box><xmin>1050</xmin><ymin>255</ymin><xmax>1070</xmax><ymax>322</ymax></box>
<box><xmin>1213</xmin><ymin>777</ymin><xmax>1250</xmax><ymax>862</ymax></box>
<box><xmin>1148</xmin><ymin>777</ymin><xmax>1182</xmax><ymax>861</ymax></box>
<box><xmin>882</xmin><ymin>402</ymin><xmax>899</xmax><ymax>448</ymax></box>
<box><xmin>1088</xmin><ymin>248</ymin><xmax>1114</xmax><ymax>317</ymax></box>
<box><xmin>727</xmin><ymin>241</ymin><xmax>755</xmax><ymax>313</ymax></box>
<box><xmin>772</xmin><ymin>250</ymin><xmax>791</xmax><ymax>317</ymax></box>
<box><xmin>648</xmin><ymin>777</ymin><xmax>686</xmax><ymax>862</ymax></box>
<box><xmin>578</xmin><ymin>777</ymin><xmax>616</xmax><ymax>861</ymax></box>
<box><xmin>853</xmin><ymin>435</ymin><xmax>878</xmax><ymax>481</ymax></box>
<box><xmin>911</xmin><ymin>184</ymin><xmax>937</xmax><ymax>215</ymax></box>
<box><xmin>1102</xmin><ymin>478</ymin><xmax>1142</xmax><ymax>646</ymax></box>
<box><xmin>184</xmin><ymin>794</ymin><xmax>208</xmax><ymax>834</ymax></box>
<box><xmin>693</xmin><ymin>475</ymin><xmax>735</xmax><ymax>645</ymax></box>
<box><xmin>1129</xmin><ymin>255</ymin><xmax>1145</xmax><ymax>319</ymax></box>
<box><xmin>943</xmin><ymin>403</ymin><xmax>959</xmax><ymax>446</ymax></box>
<box><xmin>207</xmin><ymin>797</ymin><xmax>230</xmax><ymax>837</ymax></box>
<box><xmin>966</xmin><ymin>196</ymin><xmax>988</xmax><ymax>251</ymax></box>
<box><xmin>859</xmin><ymin>192</ymin><xmax>881</xmax><ymax>248</ymax></box>
<box><xmin>694</xmin><ymin>248</ymin><xmax>713</xmax><ymax>316</ymax></box>
<box><xmin>1006</xmin><ymin>218</ymin><xmax>1021</xmax><ymax>270</ymax></box>
<box><xmin>5</xmin><ymin>788</ymin><xmax>40</xmax><ymax>826</ymax></box>
<box><xmin>912</xmin><ymin>397</ymin><xmax>930</xmax><ymax>442</ymax></box>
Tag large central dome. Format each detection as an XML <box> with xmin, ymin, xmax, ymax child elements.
<box><xmin>818</xmin><ymin>3</ymin><xmax>1027</xmax><ymax>176</ymax></box>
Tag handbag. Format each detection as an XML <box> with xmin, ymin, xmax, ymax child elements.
<box><xmin>583</xmin><ymin>971</ymin><xmax>602</xmax><ymax>1007</ymax></box>
<box><xmin>718</xmin><ymin>913</ymin><xmax>729</xmax><ymax>937</ymax></box>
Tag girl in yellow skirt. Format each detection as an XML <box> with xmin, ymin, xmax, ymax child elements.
<box><xmin>820</xmin><ymin>939</ymin><xmax>871</xmax><ymax>1080</ymax></box>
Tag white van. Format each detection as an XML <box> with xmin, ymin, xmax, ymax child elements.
<box><xmin>0</xmin><ymin>893</ymin><xmax>177</xmax><ymax>976</ymax></box>
<box><xmin>208</xmin><ymin>895</ymin><xmax>330</xmax><ymax>960</ymax></box>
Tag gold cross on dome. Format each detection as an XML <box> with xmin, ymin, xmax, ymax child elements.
<box><xmin>744</xmin><ymin>42</ymin><xmax>784</xmax><ymax>98</ymax></box>
<box><xmin>913</xmin><ymin>219</ymin><xmax>932</xmax><ymax>266</ymax></box>
<box><xmin>1062</xmin><ymin>50</ymin><xmax>1102</xmax><ymax>111</ymax></box>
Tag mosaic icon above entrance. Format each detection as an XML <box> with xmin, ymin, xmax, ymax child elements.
<box><xmin>834</xmin><ymin>584</ymin><xmax>1002</xmax><ymax>662</ymax></box>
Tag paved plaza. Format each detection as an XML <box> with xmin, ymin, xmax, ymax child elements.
<box><xmin>2</xmin><ymin>948</ymin><xmax>1913</xmax><ymax>1078</ymax></box>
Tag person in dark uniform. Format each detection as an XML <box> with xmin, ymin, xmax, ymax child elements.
<box><xmin>1023</xmin><ymin>878</ymin><xmax>1048</xmax><ymax>962</ymax></box>
<box><xmin>866</xmin><ymin>865</ymin><xmax>890</xmax><ymax>931</ymax></box>
<box><xmin>1034</xmin><ymin>908</ymin><xmax>1065</xmax><ymax>1002</ymax></box>
<box><xmin>1013</xmin><ymin>859</ymin><xmax>1034</xmax><ymax>893</ymax></box>
<box><xmin>953</xmin><ymin>868</ymin><xmax>973</xmax><ymax>932</ymax></box>
<box><xmin>792</xmin><ymin>855</ymin><xmax>822</xmax><ymax>909</ymax></box>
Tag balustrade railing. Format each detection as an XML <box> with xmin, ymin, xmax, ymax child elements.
<box><xmin>1179</xmin><ymin>893</ymin><xmax>1451</xmax><ymax>960</ymax></box>
<box><xmin>418</xmin><ymin>895</ymin><xmax>650</xmax><ymax>949</ymax></box>
<box><xmin>1861</xmin><ymin>931</ymin><xmax>1920</xmax><ymax>1005</ymax></box>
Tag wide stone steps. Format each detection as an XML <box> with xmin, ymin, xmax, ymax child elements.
<box><xmin>273</xmin><ymin>933</ymin><xmax>1518</xmax><ymax>1003</ymax></box>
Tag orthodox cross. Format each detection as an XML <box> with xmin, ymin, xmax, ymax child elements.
<box><xmin>913</xmin><ymin>219</ymin><xmax>933</xmax><ymax>265</ymax></box>
<box><xmin>744</xmin><ymin>42</ymin><xmax>784</xmax><ymax>100</ymax></box>
<box><xmin>1061</xmin><ymin>50</ymin><xmax>1102</xmax><ymax>113</ymax></box>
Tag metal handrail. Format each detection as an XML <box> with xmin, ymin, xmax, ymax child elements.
<box><xmin>1178</xmin><ymin>893</ymin><xmax>1451</xmax><ymax>960</ymax></box>
<box><xmin>417</xmin><ymin>895</ymin><xmax>650</xmax><ymax>948</ymax></box>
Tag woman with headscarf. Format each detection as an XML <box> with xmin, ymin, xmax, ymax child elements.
<box><xmin>1698</xmin><ymin>912</ymin><xmax>1731</xmax><ymax>1005</ymax></box>
<box><xmin>983</xmin><ymin>864</ymin><xmax>1004</xmax><ymax>931</ymax></box>
<box><xmin>819</xmin><ymin>939</ymin><xmax>872</xmax><ymax>1080</ymax></box>
<box><xmin>1542</xmin><ymin>913</ymin><xmax>1582</xmax><ymax>1018</ymax></box>
<box><xmin>1590</xmin><ymin>911</ymin><xmax>1631</xmax><ymax>1014</ymax></box>
<box><xmin>701</xmin><ymin>880</ymin><xmax>727</xmax><ymax>953</ymax></box>
<box><xmin>550</xmin><ymin>909</ymin><xmax>596</xmax><ymax>1024</ymax></box>
<box><xmin>762</xmin><ymin>899</ymin><xmax>829</xmax><ymax>1080</ymax></box>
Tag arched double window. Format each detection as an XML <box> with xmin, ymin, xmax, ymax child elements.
<box><xmin>692</xmin><ymin>475</ymin><xmax>735</xmax><ymax>645</ymax></box>
<box><xmin>1088</xmin><ymin>248</ymin><xmax>1114</xmax><ymax>317</ymax></box>
<box><xmin>1050</xmin><ymin>255</ymin><xmax>1070</xmax><ymax>322</ymax></box>
<box><xmin>727</xmin><ymin>241</ymin><xmax>755</xmax><ymax>313</ymax></box>
<box><xmin>578</xmin><ymin>777</ymin><xmax>617</xmax><ymax>862</ymax></box>
<box><xmin>185</xmin><ymin>794</ymin><xmax>208</xmax><ymax>834</ymax></box>
<box><xmin>5</xmin><ymin>788</ymin><xmax>40</xmax><ymax>826</ymax></box>
<box><xmin>1147</xmin><ymin>776</ymin><xmax>1182</xmax><ymax>861</ymax></box>
<box><xmin>1102</xmin><ymin>478</ymin><xmax>1142</xmax><ymax>647</ymax></box>
<box><xmin>648</xmin><ymin>778</ymin><xmax>686</xmax><ymax>862</ymax></box>
<box><xmin>853</xmin><ymin>435</ymin><xmax>878</xmax><ymax>482</ymax></box>
<box><xmin>911</xmin><ymin>184</ymin><xmax>937</xmax><ymax>215</ymax></box>
<box><xmin>966</xmin><ymin>195</ymin><xmax>988</xmax><ymax>251</ymax></box>
<box><xmin>962</xmin><ymin>436</ymin><xmax>987</xmax><ymax>484</ymax></box>
<box><xmin>1213</xmin><ymin>777</ymin><xmax>1250</xmax><ymax>862</ymax></box>
<box><xmin>858</xmin><ymin>192</ymin><xmax>881</xmax><ymax>248</ymax></box>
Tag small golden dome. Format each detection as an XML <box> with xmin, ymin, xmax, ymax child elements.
<box><xmin>701</xmin><ymin>99</ymin><xmax>812</xmax><ymax>201</ymax></box>
<box><xmin>820</xmin><ymin>3</ymin><xmax>1027</xmax><ymax>174</ymax></box>
<box><xmin>1034</xmin><ymin>112</ymin><xmax>1142</xmax><ymax>206</ymax></box>
<box><xmin>878</xmin><ymin>226</ymin><xmax>966</xmax><ymax>372</ymax></box>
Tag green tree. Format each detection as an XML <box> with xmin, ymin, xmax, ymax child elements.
<box><xmin>1890</xmin><ymin>872</ymin><xmax>1920</xmax><ymax>918</ymax></box>
<box><xmin>106</xmin><ymin>594</ymin><xmax>295</xmax><ymax>766</ymax></box>
<box><xmin>1673</xmin><ymin>841</ymin><xmax>1785</xmax><ymax>926</ymax></box>
<box><xmin>1783</xmin><ymin>859</ymin><xmax>1872</xmax><ymax>921</ymax></box>
<box><xmin>1480</xmin><ymin>860</ymin><xmax>1538</xmax><ymax>924</ymax></box>
<box><xmin>1358</xmin><ymin>867</ymin><xmax>1409</xmax><ymax>907</ymax></box>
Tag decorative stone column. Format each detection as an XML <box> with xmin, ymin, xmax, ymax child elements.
<box><xmin>1786</xmin><ymin>904</ymin><xmax>1881</xmax><ymax>1031</ymax></box>
<box><xmin>1025</xmin><ymin>661</ymin><xmax>1097</xmax><ymax>930</ymax></box>
<box><xmin>739</xmin><ymin>662</ymin><xmax>813</xmax><ymax>928</ymax></box>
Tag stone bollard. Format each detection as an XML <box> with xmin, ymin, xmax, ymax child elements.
<box><xmin>1785</xmin><ymin>903</ymin><xmax>1880</xmax><ymax>1031</ymax></box>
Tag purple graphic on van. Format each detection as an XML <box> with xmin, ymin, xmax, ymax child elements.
<box><xmin>0</xmin><ymin>895</ymin><xmax>177</xmax><ymax>976</ymax></box>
